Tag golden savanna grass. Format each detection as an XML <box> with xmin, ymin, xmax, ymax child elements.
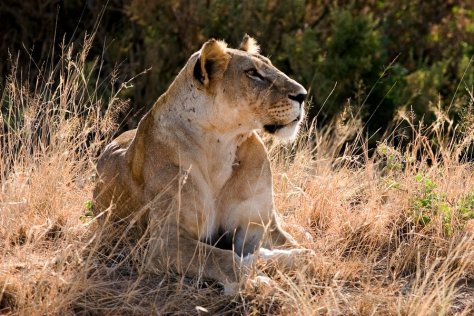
<box><xmin>1</xmin><ymin>37</ymin><xmax>474</xmax><ymax>315</ymax></box>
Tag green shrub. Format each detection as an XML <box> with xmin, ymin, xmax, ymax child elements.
<box><xmin>1</xmin><ymin>0</ymin><xmax>473</xmax><ymax>145</ymax></box>
<box><xmin>411</xmin><ymin>174</ymin><xmax>474</xmax><ymax>236</ymax></box>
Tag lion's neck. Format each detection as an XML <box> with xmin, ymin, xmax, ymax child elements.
<box><xmin>148</xmin><ymin>81</ymin><xmax>253</xmax><ymax>193</ymax></box>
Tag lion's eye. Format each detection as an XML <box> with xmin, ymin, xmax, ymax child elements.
<box><xmin>245</xmin><ymin>69</ymin><xmax>265</xmax><ymax>82</ymax></box>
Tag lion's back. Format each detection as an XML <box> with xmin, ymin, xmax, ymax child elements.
<box><xmin>93</xmin><ymin>129</ymin><xmax>139</xmax><ymax>220</ymax></box>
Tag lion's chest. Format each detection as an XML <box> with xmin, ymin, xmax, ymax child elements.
<box><xmin>200</xmin><ymin>138</ymin><xmax>237</xmax><ymax>191</ymax></box>
<box><xmin>193</xmin><ymin>142</ymin><xmax>237</xmax><ymax>239</ymax></box>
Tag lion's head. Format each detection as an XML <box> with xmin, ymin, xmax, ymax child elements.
<box><xmin>184</xmin><ymin>35</ymin><xmax>307</xmax><ymax>141</ymax></box>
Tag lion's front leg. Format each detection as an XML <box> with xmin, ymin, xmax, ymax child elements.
<box><xmin>217</xmin><ymin>133</ymin><xmax>300</xmax><ymax>256</ymax></box>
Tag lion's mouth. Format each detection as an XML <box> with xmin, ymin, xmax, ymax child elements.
<box><xmin>263</xmin><ymin>124</ymin><xmax>286</xmax><ymax>134</ymax></box>
<box><xmin>264</xmin><ymin>117</ymin><xmax>300</xmax><ymax>134</ymax></box>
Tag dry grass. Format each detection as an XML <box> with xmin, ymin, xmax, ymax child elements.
<box><xmin>1</xmin><ymin>39</ymin><xmax>474</xmax><ymax>315</ymax></box>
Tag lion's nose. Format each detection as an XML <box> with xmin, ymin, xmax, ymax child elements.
<box><xmin>288</xmin><ymin>93</ymin><xmax>307</xmax><ymax>105</ymax></box>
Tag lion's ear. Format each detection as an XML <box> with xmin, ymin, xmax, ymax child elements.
<box><xmin>239</xmin><ymin>34</ymin><xmax>260</xmax><ymax>54</ymax></box>
<box><xmin>194</xmin><ymin>39</ymin><xmax>230</xmax><ymax>87</ymax></box>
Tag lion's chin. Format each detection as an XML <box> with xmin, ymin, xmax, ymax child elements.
<box><xmin>264</xmin><ymin>119</ymin><xmax>301</xmax><ymax>142</ymax></box>
<box><xmin>274</xmin><ymin>120</ymin><xmax>302</xmax><ymax>142</ymax></box>
<box><xmin>263</xmin><ymin>107</ymin><xmax>304</xmax><ymax>142</ymax></box>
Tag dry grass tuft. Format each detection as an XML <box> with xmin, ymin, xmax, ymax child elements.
<box><xmin>1</xmin><ymin>40</ymin><xmax>474</xmax><ymax>315</ymax></box>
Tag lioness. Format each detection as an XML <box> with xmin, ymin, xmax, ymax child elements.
<box><xmin>93</xmin><ymin>35</ymin><xmax>309</xmax><ymax>292</ymax></box>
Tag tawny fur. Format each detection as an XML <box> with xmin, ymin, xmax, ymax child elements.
<box><xmin>93</xmin><ymin>36</ymin><xmax>308</xmax><ymax>292</ymax></box>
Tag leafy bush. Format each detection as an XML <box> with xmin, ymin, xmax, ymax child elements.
<box><xmin>410</xmin><ymin>173</ymin><xmax>474</xmax><ymax>236</ymax></box>
<box><xmin>1</xmin><ymin>0</ymin><xmax>473</xmax><ymax>144</ymax></box>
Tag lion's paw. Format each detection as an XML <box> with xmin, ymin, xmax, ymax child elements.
<box><xmin>257</xmin><ymin>247</ymin><xmax>316</xmax><ymax>270</ymax></box>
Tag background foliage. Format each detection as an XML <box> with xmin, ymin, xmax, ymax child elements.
<box><xmin>1</xmin><ymin>0</ymin><xmax>473</xmax><ymax>145</ymax></box>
